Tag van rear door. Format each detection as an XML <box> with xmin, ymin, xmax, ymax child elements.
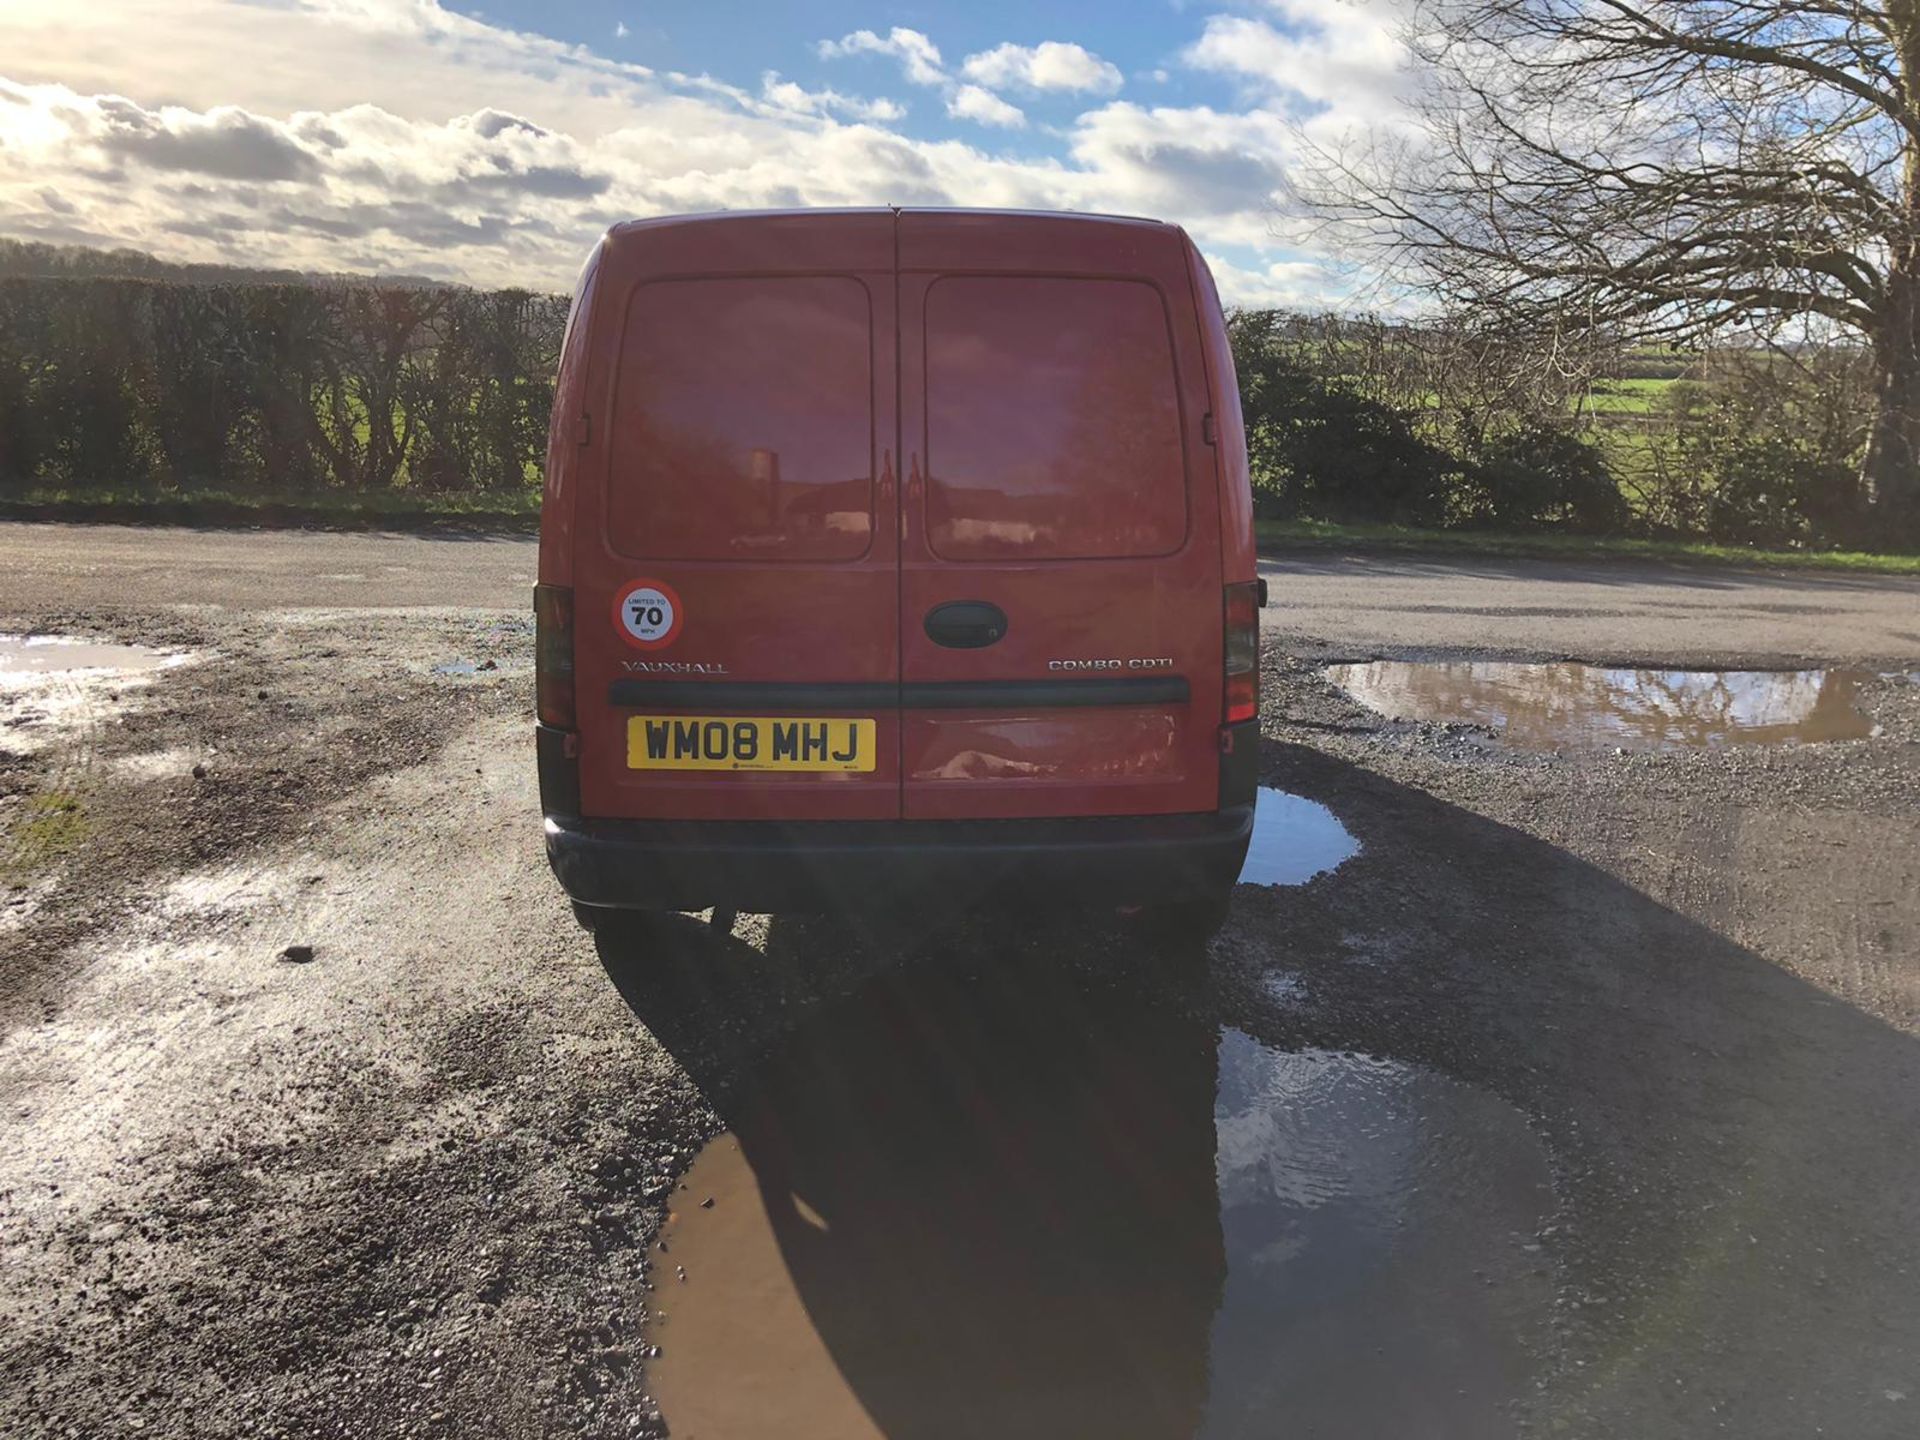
<box><xmin>897</xmin><ymin>212</ymin><xmax>1225</xmax><ymax>820</ymax></box>
<box><xmin>571</xmin><ymin>212</ymin><xmax>900</xmax><ymax>821</ymax></box>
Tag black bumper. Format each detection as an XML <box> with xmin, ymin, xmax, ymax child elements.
<box><xmin>539</xmin><ymin>718</ymin><xmax>1260</xmax><ymax>913</ymax></box>
<box><xmin>547</xmin><ymin>805</ymin><xmax>1253</xmax><ymax>914</ymax></box>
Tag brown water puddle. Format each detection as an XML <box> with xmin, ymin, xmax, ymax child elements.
<box><xmin>647</xmin><ymin>961</ymin><xmax>1553</xmax><ymax>1439</ymax></box>
<box><xmin>1</xmin><ymin>635</ymin><xmax>193</xmax><ymax>753</ymax></box>
<box><xmin>1328</xmin><ymin>660</ymin><xmax>1886</xmax><ymax>751</ymax></box>
<box><xmin>0</xmin><ymin>635</ymin><xmax>181</xmax><ymax>677</ymax></box>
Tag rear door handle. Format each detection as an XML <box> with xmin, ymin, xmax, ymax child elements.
<box><xmin>925</xmin><ymin>600</ymin><xmax>1008</xmax><ymax>649</ymax></box>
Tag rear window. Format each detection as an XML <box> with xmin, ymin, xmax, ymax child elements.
<box><xmin>924</xmin><ymin>276</ymin><xmax>1187</xmax><ymax>561</ymax></box>
<box><xmin>608</xmin><ymin>276</ymin><xmax>874</xmax><ymax>561</ymax></box>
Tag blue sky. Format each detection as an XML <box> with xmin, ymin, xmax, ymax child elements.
<box><xmin>460</xmin><ymin>0</ymin><xmax>1217</xmax><ymax>136</ymax></box>
<box><xmin>0</xmin><ymin>1</ymin><xmax>1416</xmax><ymax>303</ymax></box>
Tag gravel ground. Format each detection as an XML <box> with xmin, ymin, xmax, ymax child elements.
<box><xmin>3</xmin><ymin>532</ymin><xmax>1919</xmax><ymax>1439</ymax></box>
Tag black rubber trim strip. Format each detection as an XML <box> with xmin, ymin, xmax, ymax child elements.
<box><xmin>903</xmin><ymin>677</ymin><xmax>1189</xmax><ymax>708</ymax></box>
<box><xmin>545</xmin><ymin>803</ymin><xmax>1252</xmax><ymax>911</ymax></box>
<box><xmin>1218</xmin><ymin>717</ymin><xmax>1259</xmax><ymax>808</ymax></box>
<box><xmin>535</xmin><ymin>722</ymin><xmax>581</xmax><ymax>819</ymax></box>
<box><xmin>608</xmin><ymin>676</ymin><xmax>1190</xmax><ymax>710</ymax></box>
<box><xmin>609</xmin><ymin>680</ymin><xmax>896</xmax><ymax>709</ymax></box>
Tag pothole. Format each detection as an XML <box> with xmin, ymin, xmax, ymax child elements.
<box><xmin>0</xmin><ymin>637</ymin><xmax>184</xmax><ymax>677</ymax></box>
<box><xmin>1201</xmin><ymin>1033</ymin><xmax>1554</xmax><ymax>1436</ymax></box>
<box><xmin>644</xmin><ymin>964</ymin><xmax>1553</xmax><ymax>1439</ymax></box>
<box><xmin>1238</xmin><ymin>787</ymin><xmax>1360</xmax><ymax>886</ymax></box>
<box><xmin>0</xmin><ymin>635</ymin><xmax>196</xmax><ymax>753</ymax></box>
<box><xmin>1329</xmin><ymin>659</ymin><xmax>1897</xmax><ymax>751</ymax></box>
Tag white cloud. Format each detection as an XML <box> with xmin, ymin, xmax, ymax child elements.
<box><xmin>0</xmin><ymin>0</ymin><xmax>1378</xmax><ymax>303</ymax></box>
<box><xmin>4</xmin><ymin>0</ymin><xmax>669</xmax><ymax>142</ymax></box>
<box><xmin>615</xmin><ymin>21</ymin><xmax>628</xmax><ymax>39</ymax></box>
<box><xmin>947</xmin><ymin>85</ymin><xmax>1025</xmax><ymax>129</ymax></box>
<box><xmin>761</xmin><ymin>71</ymin><xmax>905</xmax><ymax>124</ymax></box>
<box><xmin>1184</xmin><ymin>3</ymin><xmax>1411</xmax><ymax>115</ymax></box>
<box><xmin>1067</xmin><ymin>102</ymin><xmax>1293</xmax><ymax>240</ymax></box>
<box><xmin>1201</xmin><ymin>253</ymin><xmax>1346</xmax><ymax>308</ymax></box>
<box><xmin>816</xmin><ymin>25</ymin><xmax>1044</xmax><ymax>131</ymax></box>
<box><xmin>960</xmin><ymin>41</ymin><xmax>1122</xmax><ymax>95</ymax></box>
<box><xmin>816</xmin><ymin>27</ymin><xmax>946</xmax><ymax>87</ymax></box>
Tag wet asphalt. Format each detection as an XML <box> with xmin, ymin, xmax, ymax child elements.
<box><xmin>2</xmin><ymin>523</ymin><xmax>1919</xmax><ymax>1439</ymax></box>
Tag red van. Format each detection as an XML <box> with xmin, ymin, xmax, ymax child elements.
<box><xmin>536</xmin><ymin>208</ymin><xmax>1260</xmax><ymax>939</ymax></box>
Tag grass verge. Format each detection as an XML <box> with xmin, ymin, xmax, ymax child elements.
<box><xmin>0</xmin><ymin>486</ymin><xmax>541</xmax><ymax>533</ymax></box>
<box><xmin>1256</xmin><ymin>519</ymin><xmax>1920</xmax><ymax>576</ymax></box>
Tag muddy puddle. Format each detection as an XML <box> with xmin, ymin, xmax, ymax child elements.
<box><xmin>645</xmin><ymin>957</ymin><xmax>1553</xmax><ymax>1439</ymax></box>
<box><xmin>1239</xmin><ymin>787</ymin><xmax>1359</xmax><ymax>886</ymax></box>
<box><xmin>0</xmin><ymin>635</ymin><xmax>181</xmax><ymax>678</ymax></box>
<box><xmin>1328</xmin><ymin>659</ymin><xmax>1888</xmax><ymax>750</ymax></box>
<box><xmin>1</xmin><ymin>635</ymin><xmax>193</xmax><ymax>751</ymax></box>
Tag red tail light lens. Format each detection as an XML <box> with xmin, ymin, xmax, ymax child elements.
<box><xmin>534</xmin><ymin>584</ymin><xmax>575</xmax><ymax>729</ymax></box>
<box><xmin>1224</xmin><ymin>582</ymin><xmax>1260</xmax><ymax>724</ymax></box>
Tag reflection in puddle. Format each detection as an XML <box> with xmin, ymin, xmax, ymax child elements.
<box><xmin>0</xmin><ymin>635</ymin><xmax>182</xmax><ymax>677</ymax></box>
<box><xmin>1330</xmin><ymin>659</ymin><xmax>1887</xmax><ymax>750</ymax></box>
<box><xmin>1201</xmin><ymin>1035</ymin><xmax>1552</xmax><ymax>1437</ymax></box>
<box><xmin>1</xmin><ymin>635</ymin><xmax>194</xmax><ymax>752</ymax></box>
<box><xmin>1239</xmin><ymin>788</ymin><xmax>1359</xmax><ymax>886</ymax></box>
<box><xmin>647</xmin><ymin>956</ymin><xmax>1552</xmax><ymax>1439</ymax></box>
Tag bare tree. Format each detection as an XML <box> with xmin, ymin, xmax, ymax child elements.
<box><xmin>1304</xmin><ymin>0</ymin><xmax>1920</xmax><ymax>540</ymax></box>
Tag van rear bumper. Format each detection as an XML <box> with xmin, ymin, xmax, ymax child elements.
<box><xmin>546</xmin><ymin>805</ymin><xmax>1254</xmax><ymax>914</ymax></box>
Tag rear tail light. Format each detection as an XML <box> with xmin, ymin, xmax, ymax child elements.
<box><xmin>1224</xmin><ymin>582</ymin><xmax>1260</xmax><ymax>724</ymax></box>
<box><xmin>534</xmin><ymin>584</ymin><xmax>575</xmax><ymax>729</ymax></box>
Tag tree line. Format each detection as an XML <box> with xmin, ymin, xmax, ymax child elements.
<box><xmin>0</xmin><ymin>273</ymin><xmax>1900</xmax><ymax>551</ymax></box>
<box><xmin>0</xmin><ymin>277</ymin><xmax>566</xmax><ymax>499</ymax></box>
<box><xmin>1228</xmin><ymin>310</ymin><xmax>1880</xmax><ymax>549</ymax></box>
<box><xmin>1297</xmin><ymin>0</ymin><xmax>1920</xmax><ymax>546</ymax></box>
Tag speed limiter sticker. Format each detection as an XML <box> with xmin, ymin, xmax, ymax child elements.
<box><xmin>612</xmin><ymin>578</ymin><xmax>683</xmax><ymax>650</ymax></box>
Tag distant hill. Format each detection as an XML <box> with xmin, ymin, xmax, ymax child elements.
<box><xmin>0</xmin><ymin>237</ymin><xmax>456</xmax><ymax>289</ymax></box>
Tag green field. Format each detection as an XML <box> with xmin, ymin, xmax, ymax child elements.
<box><xmin>1582</xmin><ymin>377</ymin><xmax>1675</xmax><ymax>415</ymax></box>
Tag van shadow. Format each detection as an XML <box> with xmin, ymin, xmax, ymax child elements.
<box><xmin>630</xmin><ymin>922</ymin><xmax>1226</xmax><ymax>1439</ymax></box>
<box><xmin>595</xmin><ymin>746</ymin><xmax>1920</xmax><ymax>1440</ymax></box>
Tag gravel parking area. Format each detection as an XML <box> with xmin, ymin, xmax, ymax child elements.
<box><xmin>3</xmin><ymin>526</ymin><xmax>1918</xmax><ymax>1439</ymax></box>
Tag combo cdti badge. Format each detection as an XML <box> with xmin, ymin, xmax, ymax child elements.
<box><xmin>535</xmin><ymin>207</ymin><xmax>1262</xmax><ymax>940</ymax></box>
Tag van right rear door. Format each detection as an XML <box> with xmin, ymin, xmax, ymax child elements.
<box><xmin>896</xmin><ymin>211</ymin><xmax>1226</xmax><ymax>821</ymax></box>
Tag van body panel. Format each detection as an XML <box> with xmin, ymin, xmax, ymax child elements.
<box><xmin>537</xmin><ymin>242</ymin><xmax>604</xmax><ymax>589</ymax></box>
<box><xmin>570</xmin><ymin>211</ymin><xmax>900</xmax><ymax>822</ymax></box>
<box><xmin>1186</xmin><ymin>240</ymin><xmax>1257</xmax><ymax>586</ymax></box>
<box><xmin>896</xmin><ymin>210</ymin><xmax>1225</xmax><ymax>820</ymax></box>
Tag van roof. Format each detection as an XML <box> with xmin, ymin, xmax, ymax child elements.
<box><xmin>605</xmin><ymin>206</ymin><xmax>1175</xmax><ymax>240</ymax></box>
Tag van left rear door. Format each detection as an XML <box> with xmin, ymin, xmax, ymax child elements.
<box><xmin>571</xmin><ymin>213</ymin><xmax>900</xmax><ymax>821</ymax></box>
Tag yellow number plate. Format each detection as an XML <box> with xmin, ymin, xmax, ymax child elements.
<box><xmin>626</xmin><ymin>715</ymin><xmax>877</xmax><ymax>772</ymax></box>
